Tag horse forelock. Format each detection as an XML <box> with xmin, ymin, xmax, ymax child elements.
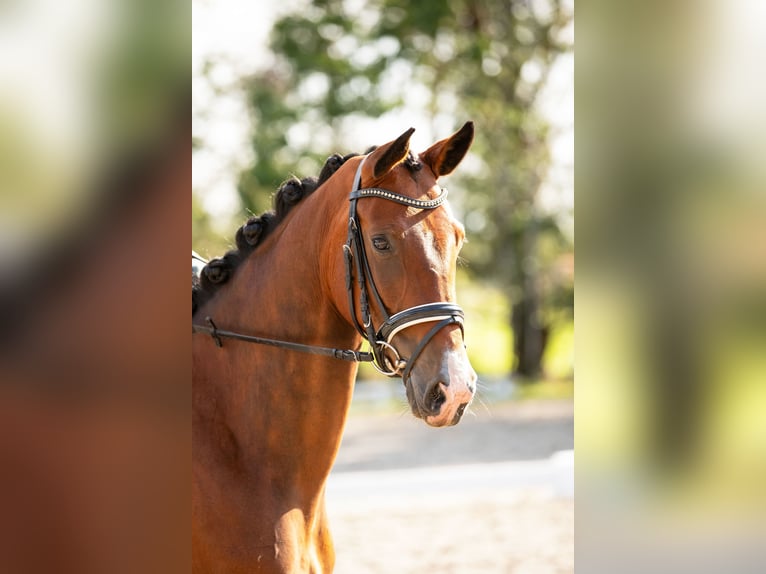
<box><xmin>365</xmin><ymin>146</ymin><xmax>423</xmax><ymax>177</ymax></box>
<box><xmin>403</xmin><ymin>151</ymin><xmax>423</xmax><ymax>173</ymax></box>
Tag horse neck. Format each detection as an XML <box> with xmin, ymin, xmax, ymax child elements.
<box><xmin>194</xmin><ymin>180</ymin><xmax>359</xmax><ymax>493</ymax></box>
<box><xmin>209</xmin><ymin>180</ymin><xmax>356</xmax><ymax>353</ymax></box>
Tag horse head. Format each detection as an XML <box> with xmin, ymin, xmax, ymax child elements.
<box><xmin>341</xmin><ymin>122</ymin><xmax>477</xmax><ymax>427</ymax></box>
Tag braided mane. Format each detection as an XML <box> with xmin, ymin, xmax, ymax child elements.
<box><xmin>192</xmin><ymin>149</ymin><xmax>422</xmax><ymax>316</ymax></box>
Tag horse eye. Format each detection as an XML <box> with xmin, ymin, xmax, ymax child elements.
<box><xmin>372</xmin><ymin>236</ymin><xmax>390</xmax><ymax>251</ymax></box>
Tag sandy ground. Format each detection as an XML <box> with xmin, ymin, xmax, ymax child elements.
<box><xmin>325</xmin><ymin>394</ymin><xmax>574</xmax><ymax>573</ymax></box>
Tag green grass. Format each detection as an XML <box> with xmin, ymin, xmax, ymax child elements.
<box><xmin>513</xmin><ymin>379</ymin><xmax>574</xmax><ymax>400</ymax></box>
<box><xmin>542</xmin><ymin>319</ymin><xmax>574</xmax><ymax>380</ymax></box>
<box><xmin>457</xmin><ymin>273</ymin><xmax>574</xmax><ymax>381</ymax></box>
<box><xmin>457</xmin><ymin>273</ymin><xmax>512</xmax><ymax>376</ymax></box>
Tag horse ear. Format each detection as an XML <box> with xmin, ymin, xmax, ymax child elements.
<box><xmin>421</xmin><ymin>121</ymin><xmax>474</xmax><ymax>177</ymax></box>
<box><xmin>370</xmin><ymin>127</ymin><xmax>416</xmax><ymax>179</ymax></box>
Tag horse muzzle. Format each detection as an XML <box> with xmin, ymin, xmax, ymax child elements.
<box><xmin>402</xmin><ymin>334</ymin><xmax>477</xmax><ymax>427</ymax></box>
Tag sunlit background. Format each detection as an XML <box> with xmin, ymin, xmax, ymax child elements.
<box><xmin>0</xmin><ymin>1</ymin><xmax>189</xmax><ymax>572</ymax></box>
<box><xmin>1</xmin><ymin>0</ymin><xmax>186</xmax><ymax>271</ymax></box>
<box><xmin>577</xmin><ymin>0</ymin><xmax>766</xmax><ymax>572</ymax></box>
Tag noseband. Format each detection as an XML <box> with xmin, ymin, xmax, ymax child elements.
<box><xmin>193</xmin><ymin>155</ymin><xmax>465</xmax><ymax>384</ymax></box>
<box><xmin>343</xmin><ymin>157</ymin><xmax>465</xmax><ymax>381</ymax></box>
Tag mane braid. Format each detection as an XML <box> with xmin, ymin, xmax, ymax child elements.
<box><xmin>192</xmin><ymin>147</ymin><xmax>423</xmax><ymax>315</ymax></box>
<box><xmin>192</xmin><ymin>153</ymin><xmax>356</xmax><ymax>316</ymax></box>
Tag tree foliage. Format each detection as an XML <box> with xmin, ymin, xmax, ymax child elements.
<box><xmin>236</xmin><ymin>0</ymin><xmax>573</xmax><ymax>377</ymax></box>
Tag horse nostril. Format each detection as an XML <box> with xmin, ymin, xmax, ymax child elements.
<box><xmin>426</xmin><ymin>383</ymin><xmax>446</xmax><ymax>414</ymax></box>
<box><xmin>451</xmin><ymin>402</ymin><xmax>469</xmax><ymax>425</ymax></box>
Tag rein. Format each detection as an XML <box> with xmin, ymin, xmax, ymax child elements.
<box><xmin>192</xmin><ymin>155</ymin><xmax>466</xmax><ymax>382</ymax></box>
<box><xmin>191</xmin><ymin>317</ymin><xmax>374</xmax><ymax>363</ymax></box>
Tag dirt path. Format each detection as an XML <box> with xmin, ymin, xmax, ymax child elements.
<box><xmin>326</xmin><ymin>397</ymin><xmax>574</xmax><ymax>573</ymax></box>
<box><xmin>334</xmin><ymin>399</ymin><xmax>573</xmax><ymax>472</ymax></box>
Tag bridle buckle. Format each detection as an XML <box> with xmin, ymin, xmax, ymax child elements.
<box><xmin>370</xmin><ymin>340</ymin><xmax>406</xmax><ymax>377</ymax></box>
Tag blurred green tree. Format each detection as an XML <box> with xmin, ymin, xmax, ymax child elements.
<box><xmin>237</xmin><ymin>0</ymin><xmax>573</xmax><ymax>378</ymax></box>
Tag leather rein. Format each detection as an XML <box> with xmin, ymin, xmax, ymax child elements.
<box><xmin>192</xmin><ymin>155</ymin><xmax>465</xmax><ymax>383</ymax></box>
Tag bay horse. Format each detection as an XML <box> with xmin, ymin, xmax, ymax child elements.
<box><xmin>192</xmin><ymin>122</ymin><xmax>477</xmax><ymax>573</ymax></box>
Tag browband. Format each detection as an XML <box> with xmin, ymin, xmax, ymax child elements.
<box><xmin>349</xmin><ymin>187</ymin><xmax>448</xmax><ymax>209</ymax></box>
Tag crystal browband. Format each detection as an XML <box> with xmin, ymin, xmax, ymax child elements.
<box><xmin>349</xmin><ymin>187</ymin><xmax>448</xmax><ymax>209</ymax></box>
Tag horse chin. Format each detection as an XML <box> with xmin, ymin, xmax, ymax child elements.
<box><xmin>423</xmin><ymin>399</ymin><xmax>472</xmax><ymax>427</ymax></box>
<box><xmin>404</xmin><ymin>373</ymin><xmax>475</xmax><ymax>428</ymax></box>
<box><xmin>406</xmin><ymin>399</ymin><xmax>470</xmax><ymax>427</ymax></box>
<box><xmin>424</xmin><ymin>413</ymin><xmax>456</xmax><ymax>428</ymax></box>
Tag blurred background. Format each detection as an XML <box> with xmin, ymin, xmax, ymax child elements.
<box><xmin>577</xmin><ymin>1</ymin><xmax>766</xmax><ymax>572</ymax></box>
<box><xmin>1</xmin><ymin>1</ymin><xmax>190</xmax><ymax>572</ymax></box>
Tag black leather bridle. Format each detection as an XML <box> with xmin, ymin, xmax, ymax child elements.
<box><xmin>193</xmin><ymin>155</ymin><xmax>465</xmax><ymax>384</ymax></box>
<box><xmin>343</xmin><ymin>156</ymin><xmax>465</xmax><ymax>381</ymax></box>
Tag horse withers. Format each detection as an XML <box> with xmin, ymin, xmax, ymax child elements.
<box><xmin>192</xmin><ymin>122</ymin><xmax>477</xmax><ymax>573</ymax></box>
